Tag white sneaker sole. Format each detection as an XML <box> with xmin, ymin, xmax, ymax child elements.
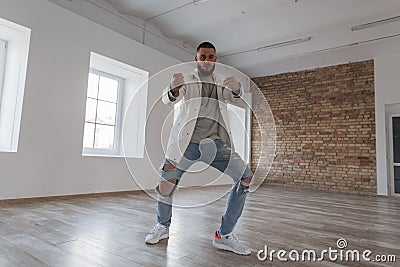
<box><xmin>213</xmin><ymin>240</ymin><xmax>251</xmax><ymax>255</ymax></box>
<box><xmin>145</xmin><ymin>233</ymin><xmax>169</xmax><ymax>244</ymax></box>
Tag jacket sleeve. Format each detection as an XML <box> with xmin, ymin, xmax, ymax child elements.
<box><xmin>215</xmin><ymin>73</ymin><xmax>247</xmax><ymax>107</ymax></box>
<box><xmin>162</xmin><ymin>85</ymin><xmax>186</xmax><ymax>105</ymax></box>
<box><xmin>222</xmin><ymin>83</ymin><xmax>249</xmax><ymax>109</ymax></box>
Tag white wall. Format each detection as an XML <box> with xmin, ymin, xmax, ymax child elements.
<box><xmin>375</xmin><ymin>52</ymin><xmax>400</xmax><ymax>196</ymax></box>
<box><xmin>0</xmin><ymin>0</ymin><xmax>184</xmax><ymax>199</ymax></box>
<box><xmin>46</xmin><ymin>0</ymin><xmax>195</xmax><ymax>62</ymax></box>
<box><xmin>0</xmin><ymin>0</ymin><xmax>234</xmax><ymax>200</ymax></box>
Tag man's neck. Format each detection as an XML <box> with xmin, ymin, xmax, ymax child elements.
<box><xmin>199</xmin><ymin>75</ymin><xmax>214</xmax><ymax>82</ymax></box>
<box><xmin>198</xmin><ymin>73</ymin><xmax>213</xmax><ymax>78</ymax></box>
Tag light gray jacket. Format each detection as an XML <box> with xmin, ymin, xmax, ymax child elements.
<box><xmin>162</xmin><ymin>71</ymin><xmax>245</xmax><ymax>163</ymax></box>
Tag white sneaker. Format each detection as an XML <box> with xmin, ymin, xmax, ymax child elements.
<box><xmin>213</xmin><ymin>231</ymin><xmax>251</xmax><ymax>255</ymax></box>
<box><xmin>145</xmin><ymin>223</ymin><xmax>169</xmax><ymax>244</ymax></box>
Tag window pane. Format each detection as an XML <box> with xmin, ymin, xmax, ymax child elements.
<box><xmin>85</xmin><ymin>98</ymin><xmax>97</xmax><ymax>123</ymax></box>
<box><xmin>94</xmin><ymin>124</ymin><xmax>115</xmax><ymax>149</ymax></box>
<box><xmin>96</xmin><ymin>100</ymin><xmax>117</xmax><ymax>125</ymax></box>
<box><xmin>87</xmin><ymin>73</ymin><xmax>99</xmax><ymax>98</ymax></box>
<box><xmin>98</xmin><ymin>76</ymin><xmax>118</xmax><ymax>103</ymax></box>
<box><xmin>83</xmin><ymin>122</ymin><xmax>95</xmax><ymax>148</ymax></box>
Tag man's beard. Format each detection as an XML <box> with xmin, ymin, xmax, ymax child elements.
<box><xmin>197</xmin><ymin>62</ymin><xmax>215</xmax><ymax>76</ymax></box>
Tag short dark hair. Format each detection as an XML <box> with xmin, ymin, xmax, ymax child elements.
<box><xmin>197</xmin><ymin>41</ymin><xmax>216</xmax><ymax>52</ymax></box>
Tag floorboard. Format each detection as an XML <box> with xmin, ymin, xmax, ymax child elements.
<box><xmin>0</xmin><ymin>186</ymin><xmax>399</xmax><ymax>266</ymax></box>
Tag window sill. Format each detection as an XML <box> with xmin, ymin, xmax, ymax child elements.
<box><xmin>82</xmin><ymin>153</ymin><xmax>142</xmax><ymax>159</ymax></box>
<box><xmin>0</xmin><ymin>149</ymin><xmax>17</xmax><ymax>153</ymax></box>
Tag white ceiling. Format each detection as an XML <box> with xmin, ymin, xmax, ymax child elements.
<box><xmin>83</xmin><ymin>0</ymin><xmax>400</xmax><ymax>76</ymax></box>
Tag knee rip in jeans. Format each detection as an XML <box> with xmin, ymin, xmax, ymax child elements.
<box><xmin>223</xmin><ymin>152</ymin><xmax>239</xmax><ymax>159</ymax></box>
<box><xmin>157</xmin><ymin>179</ymin><xmax>177</xmax><ymax>197</ymax></box>
<box><xmin>241</xmin><ymin>177</ymin><xmax>252</xmax><ymax>188</ymax></box>
<box><xmin>162</xmin><ymin>163</ymin><xmax>176</xmax><ymax>171</ymax></box>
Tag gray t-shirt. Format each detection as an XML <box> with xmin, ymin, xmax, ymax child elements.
<box><xmin>191</xmin><ymin>77</ymin><xmax>223</xmax><ymax>143</ymax></box>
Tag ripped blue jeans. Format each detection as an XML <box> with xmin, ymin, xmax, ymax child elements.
<box><xmin>156</xmin><ymin>139</ymin><xmax>253</xmax><ymax>235</ymax></box>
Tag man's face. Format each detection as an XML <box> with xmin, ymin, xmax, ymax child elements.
<box><xmin>195</xmin><ymin>47</ymin><xmax>217</xmax><ymax>76</ymax></box>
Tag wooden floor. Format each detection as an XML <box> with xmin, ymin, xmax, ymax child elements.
<box><xmin>0</xmin><ymin>186</ymin><xmax>399</xmax><ymax>267</ymax></box>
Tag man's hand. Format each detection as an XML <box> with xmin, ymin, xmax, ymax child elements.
<box><xmin>170</xmin><ymin>73</ymin><xmax>185</xmax><ymax>93</ymax></box>
<box><xmin>223</xmin><ymin>76</ymin><xmax>241</xmax><ymax>93</ymax></box>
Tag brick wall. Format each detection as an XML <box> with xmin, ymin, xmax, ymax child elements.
<box><xmin>251</xmin><ymin>60</ymin><xmax>376</xmax><ymax>195</ymax></box>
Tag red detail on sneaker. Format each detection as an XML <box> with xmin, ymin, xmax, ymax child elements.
<box><xmin>214</xmin><ymin>233</ymin><xmax>221</xmax><ymax>239</ymax></box>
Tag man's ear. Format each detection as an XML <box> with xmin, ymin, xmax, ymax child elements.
<box><xmin>194</xmin><ymin>55</ymin><xmax>198</xmax><ymax>61</ymax></box>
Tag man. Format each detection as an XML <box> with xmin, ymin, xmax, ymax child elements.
<box><xmin>145</xmin><ymin>42</ymin><xmax>253</xmax><ymax>255</ymax></box>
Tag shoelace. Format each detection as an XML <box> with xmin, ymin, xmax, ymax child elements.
<box><xmin>226</xmin><ymin>234</ymin><xmax>248</xmax><ymax>248</ymax></box>
<box><xmin>226</xmin><ymin>234</ymin><xmax>238</xmax><ymax>242</ymax></box>
<box><xmin>150</xmin><ymin>224</ymin><xmax>163</xmax><ymax>235</ymax></box>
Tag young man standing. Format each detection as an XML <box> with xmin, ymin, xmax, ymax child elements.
<box><xmin>145</xmin><ymin>42</ymin><xmax>253</xmax><ymax>255</ymax></box>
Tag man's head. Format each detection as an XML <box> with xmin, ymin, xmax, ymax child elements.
<box><xmin>195</xmin><ymin>41</ymin><xmax>217</xmax><ymax>77</ymax></box>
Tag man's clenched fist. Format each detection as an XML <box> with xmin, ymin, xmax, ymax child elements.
<box><xmin>223</xmin><ymin>76</ymin><xmax>240</xmax><ymax>92</ymax></box>
<box><xmin>170</xmin><ymin>73</ymin><xmax>185</xmax><ymax>93</ymax></box>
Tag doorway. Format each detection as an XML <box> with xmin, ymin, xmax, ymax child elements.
<box><xmin>388</xmin><ymin>114</ymin><xmax>400</xmax><ymax>196</ymax></box>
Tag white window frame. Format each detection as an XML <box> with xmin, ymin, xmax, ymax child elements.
<box><xmin>0</xmin><ymin>18</ymin><xmax>31</xmax><ymax>152</ymax></box>
<box><xmin>82</xmin><ymin>52</ymin><xmax>149</xmax><ymax>158</ymax></box>
<box><xmin>0</xmin><ymin>39</ymin><xmax>7</xmax><ymax>105</ymax></box>
<box><xmin>83</xmin><ymin>68</ymin><xmax>124</xmax><ymax>156</ymax></box>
